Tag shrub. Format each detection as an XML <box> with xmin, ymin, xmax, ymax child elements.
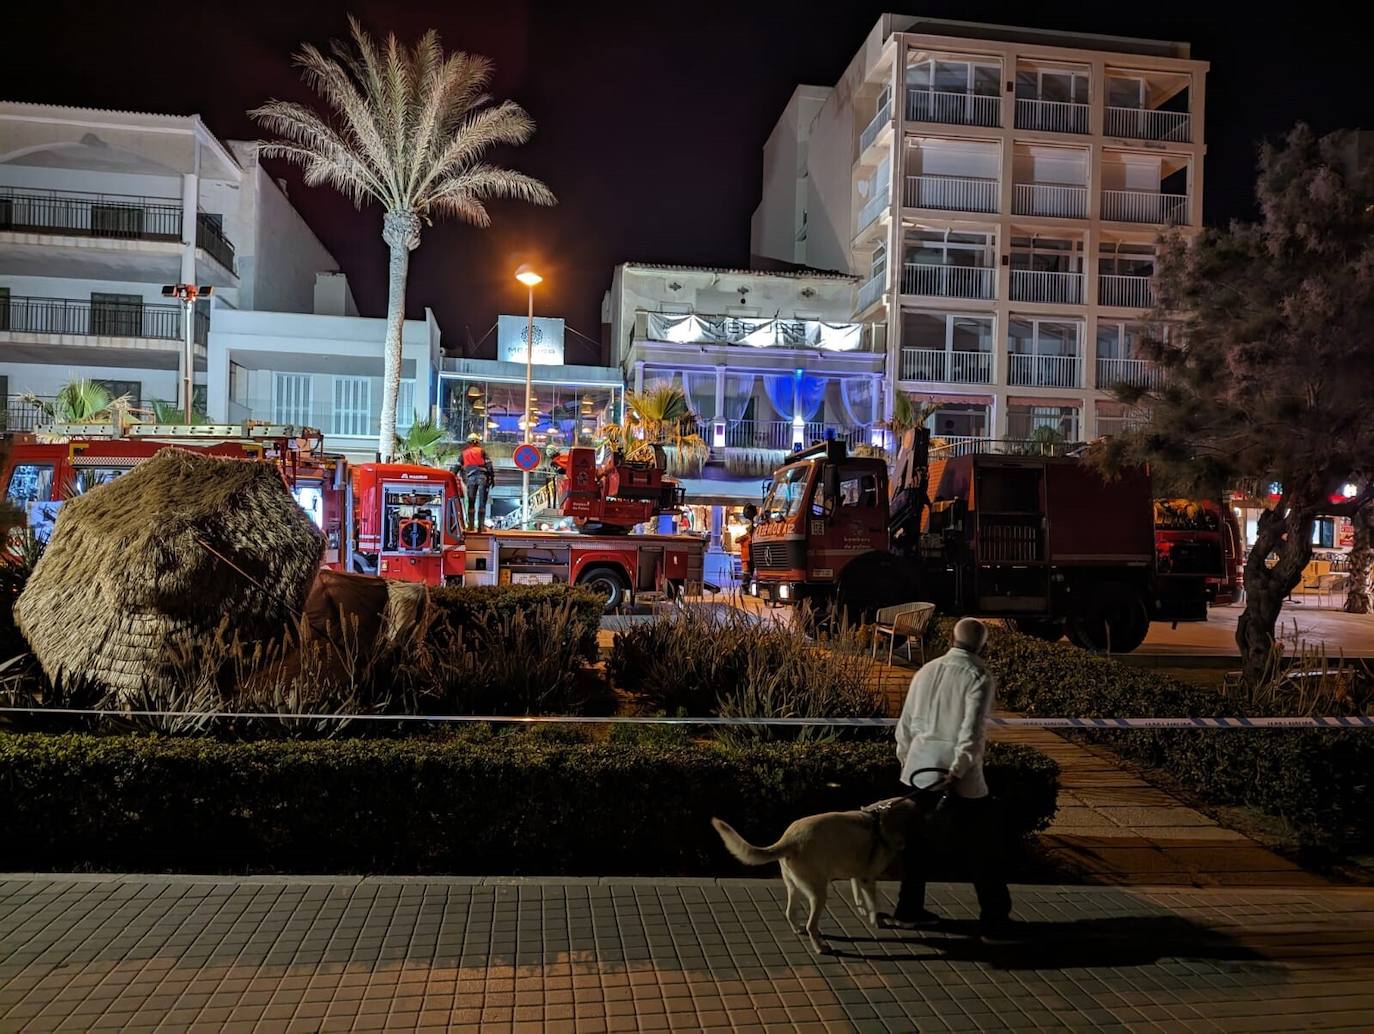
<box><xmin>0</xmin><ymin>732</ymin><xmax>1058</xmax><ymax>874</ymax></box>
<box><xmin>723</xmin><ymin>447</ymin><xmax>789</xmax><ymax>478</ymax></box>
<box><xmin>429</xmin><ymin>584</ymin><xmax>602</xmax><ymax>662</ymax></box>
<box><xmin>952</xmin><ymin>623</ymin><xmax>1374</xmax><ymax>849</ymax></box>
<box><xmin>608</xmin><ymin>606</ymin><xmax>882</xmax><ymax>735</ymax></box>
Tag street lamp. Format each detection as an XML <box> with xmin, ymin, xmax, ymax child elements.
<box><xmin>514</xmin><ymin>264</ymin><xmax>542</xmax><ymax>525</ymax></box>
<box><xmin>161</xmin><ymin>283</ymin><xmax>213</xmax><ymax>422</ymax></box>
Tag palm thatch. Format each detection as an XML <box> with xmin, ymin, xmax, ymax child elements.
<box><xmin>14</xmin><ymin>449</ymin><xmax>324</xmax><ymax>699</ymax></box>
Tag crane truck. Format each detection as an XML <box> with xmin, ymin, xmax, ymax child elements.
<box><xmin>741</xmin><ymin>430</ymin><xmax>1216</xmax><ymax>653</ymax></box>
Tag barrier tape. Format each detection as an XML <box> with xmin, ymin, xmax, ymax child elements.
<box><xmin>0</xmin><ymin>708</ymin><xmax>1370</xmax><ymax>728</ymax></box>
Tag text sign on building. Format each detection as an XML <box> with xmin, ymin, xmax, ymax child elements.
<box><xmin>498</xmin><ymin>315</ymin><xmax>565</xmax><ymax>365</ymax></box>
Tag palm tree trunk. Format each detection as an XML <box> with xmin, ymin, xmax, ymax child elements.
<box><xmin>379</xmin><ymin>210</ymin><xmax>421</xmax><ymax>461</ymax></box>
<box><xmin>1344</xmin><ymin>500</ymin><xmax>1374</xmax><ymax>613</ymax></box>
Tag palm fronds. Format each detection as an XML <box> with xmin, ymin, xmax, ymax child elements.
<box><xmin>393</xmin><ymin>416</ymin><xmax>458</xmax><ymax>465</ymax></box>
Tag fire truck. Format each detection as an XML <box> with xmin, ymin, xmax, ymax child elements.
<box><xmin>458</xmin><ymin>445</ymin><xmax>703</xmax><ymax>609</ymax></box>
<box><xmin>741</xmin><ymin>431</ymin><xmax>1213</xmax><ymax>653</ymax></box>
<box><xmin>2</xmin><ymin>429</ymin><xmax>701</xmax><ymax>607</ymax></box>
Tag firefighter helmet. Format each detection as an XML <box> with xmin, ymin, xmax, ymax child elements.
<box><xmin>466</xmin><ymin>433</ymin><xmax>481</xmax><ymax>443</ymax></box>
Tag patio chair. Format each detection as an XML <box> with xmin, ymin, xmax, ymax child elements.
<box><xmin>871</xmin><ymin>602</ymin><xmax>937</xmax><ymax>667</ymax></box>
<box><xmin>1302</xmin><ymin>571</ymin><xmax>1346</xmax><ymax>608</ymax></box>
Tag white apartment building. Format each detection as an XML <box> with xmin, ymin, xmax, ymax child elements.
<box><xmin>0</xmin><ymin>102</ymin><xmax>444</xmax><ymax>457</ymax></box>
<box><xmin>751</xmin><ymin>16</ymin><xmax>1208</xmax><ymax>444</ymax></box>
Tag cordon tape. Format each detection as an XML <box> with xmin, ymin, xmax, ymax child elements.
<box><xmin>0</xmin><ymin>708</ymin><xmax>1370</xmax><ymax>728</ymax></box>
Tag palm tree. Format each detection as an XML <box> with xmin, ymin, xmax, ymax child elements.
<box><xmin>23</xmin><ymin>380</ymin><xmax>133</xmax><ymax>426</ymax></box>
<box><xmin>610</xmin><ymin>382</ymin><xmax>708</xmax><ymax>476</ymax></box>
<box><xmin>251</xmin><ymin>17</ymin><xmax>555</xmax><ymax>459</ymax></box>
<box><xmin>393</xmin><ymin>415</ymin><xmax>459</xmax><ymax>465</ymax></box>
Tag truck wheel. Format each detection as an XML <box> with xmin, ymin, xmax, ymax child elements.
<box><xmin>1013</xmin><ymin>617</ymin><xmax>1065</xmax><ymax>642</ymax></box>
<box><xmin>577</xmin><ymin>566</ymin><xmax>628</xmax><ymax>611</ymax></box>
<box><xmin>1067</xmin><ymin>584</ymin><xmax>1150</xmax><ymax>653</ymax></box>
<box><xmin>835</xmin><ymin>551</ymin><xmax>920</xmax><ymax>627</ymax></box>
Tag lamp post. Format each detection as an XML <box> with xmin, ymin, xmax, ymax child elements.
<box><xmin>514</xmin><ymin>265</ymin><xmax>542</xmax><ymax>526</ymax></box>
<box><xmin>161</xmin><ymin>283</ymin><xmax>212</xmax><ymax>422</ymax></box>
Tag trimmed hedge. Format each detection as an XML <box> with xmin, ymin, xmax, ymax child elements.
<box><xmin>959</xmin><ymin>625</ymin><xmax>1374</xmax><ymax>850</ymax></box>
<box><xmin>428</xmin><ymin>584</ymin><xmax>603</xmax><ymax>663</ymax></box>
<box><xmin>0</xmin><ymin>732</ymin><xmax>1058</xmax><ymax>874</ymax></box>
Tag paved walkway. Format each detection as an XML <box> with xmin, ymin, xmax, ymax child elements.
<box><xmin>2</xmin><ymin>875</ymin><xmax>1372</xmax><ymax>1033</ymax></box>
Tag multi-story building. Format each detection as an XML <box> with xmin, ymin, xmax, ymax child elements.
<box><xmin>0</xmin><ymin>102</ymin><xmax>446</xmax><ymax>459</ymax></box>
<box><xmin>751</xmin><ymin>16</ymin><xmax>1207</xmax><ymax>444</ymax></box>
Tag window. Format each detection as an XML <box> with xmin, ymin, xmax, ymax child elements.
<box><xmin>1007</xmin><ymin>404</ymin><xmax>1080</xmax><ymax>441</ymax></box>
<box><xmin>925</xmin><ymin>403</ymin><xmax>988</xmax><ymax>439</ymax></box>
<box><xmin>333</xmin><ymin>376</ymin><xmax>372</xmax><ymax>437</ymax></box>
<box><xmin>909</xmin><ymin>59</ymin><xmax>1000</xmax><ymax>96</ymax></box>
<box><xmin>73</xmin><ymin>466</ymin><xmax>128</xmax><ymax>495</ymax></box>
<box><xmin>90</xmin><ymin>293</ymin><xmax>143</xmax><ymax>337</ymax></box>
<box><xmin>839</xmin><ymin>472</ymin><xmax>880</xmax><ymax>508</ymax></box>
<box><xmin>397</xmin><ymin>380</ymin><xmax>416</xmax><ymax>431</ymax></box>
<box><xmin>1097</xmin><ymin>321</ymin><xmax>1153</xmax><ymax>360</ymax></box>
<box><xmin>762</xmin><ymin>464</ymin><xmax>810</xmax><ymax>520</ymax></box>
<box><xmin>1010</xmin><ymin>237</ymin><xmax>1083</xmax><ymax>274</ymax></box>
<box><xmin>1107</xmin><ymin>76</ymin><xmax>1145</xmax><ymax>109</ymax></box>
<box><xmin>1008</xmin><ymin>318</ymin><xmax>1080</xmax><ymax>356</ymax></box>
<box><xmin>906</xmin><ymin>229</ymin><xmax>994</xmax><ymax>268</ymax></box>
<box><xmin>1097</xmin><ymin>243</ymin><xmax>1155</xmax><ymax>277</ymax></box>
<box><xmin>5</xmin><ymin>463</ymin><xmax>54</xmax><ymax>504</ymax></box>
<box><xmin>90</xmin><ymin>203</ymin><xmax>144</xmax><ymax>238</ymax></box>
<box><xmin>272</xmin><ymin>373</ymin><xmax>312</xmax><ymax>427</ymax></box>
<box><xmin>95</xmin><ymin>379</ymin><xmax>141</xmax><ymax>409</ymax></box>
<box><xmin>870</xmin><ymin>243</ymin><xmax>887</xmax><ymax>282</ymax></box>
<box><xmin>0</xmin><ymin>287</ymin><xmax>8</xmax><ymax>332</ymax></box>
<box><xmin>1016</xmin><ymin>69</ymin><xmax>1089</xmax><ymax>104</ymax></box>
<box><xmin>902</xmin><ymin>312</ymin><xmax>994</xmax><ymax>353</ymax></box>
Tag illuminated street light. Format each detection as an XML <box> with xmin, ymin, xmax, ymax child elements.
<box><xmin>515</xmin><ymin>264</ymin><xmax>541</xmax><ymax>527</ymax></box>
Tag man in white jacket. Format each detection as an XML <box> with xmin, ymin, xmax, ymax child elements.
<box><xmin>886</xmin><ymin>617</ymin><xmax>1013</xmax><ymax>938</ymax></box>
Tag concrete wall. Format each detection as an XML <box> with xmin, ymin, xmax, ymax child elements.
<box><xmin>0</xmin><ymin>361</ymin><xmax>178</xmax><ymax>402</ymax></box>
<box><xmin>749</xmin><ymin>86</ymin><xmax>830</xmax><ymax>266</ymax></box>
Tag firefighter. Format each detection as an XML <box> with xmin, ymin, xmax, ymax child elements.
<box><xmin>459</xmin><ymin>433</ymin><xmax>495</xmax><ymax>531</ymax></box>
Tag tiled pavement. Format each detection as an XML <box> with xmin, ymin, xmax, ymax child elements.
<box><xmin>2</xmin><ymin>875</ymin><xmax>1373</xmax><ymax>1033</ymax></box>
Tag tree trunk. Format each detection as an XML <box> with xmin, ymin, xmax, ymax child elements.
<box><xmin>378</xmin><ymin>211</ymin><xmax>421</xmax><ymax>461</ymax></box>
<box><xmin>1344</xmin><ymin>500</ymin><xmax>1374</xmax><ymax>613</ymax></box>
<box><xmin>1236</xmin><ymin>500</ymin><xmax>1315</xmax><ymax>687</ymax></box>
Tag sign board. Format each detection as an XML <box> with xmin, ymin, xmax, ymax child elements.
<box><xmin>498</xmin><ymin>315</ymin><xmax>565</xmax><ymax>365</ymax></box>
<box><xmin>512</xmin><ymin>443</ymin><xmax>542</xmax><ymax>471</ymax></box>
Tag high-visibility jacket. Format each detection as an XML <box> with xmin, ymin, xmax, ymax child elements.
<box><xmin>461</xmin><ymin>445</ymin><xmax>488</xmax><ymax>470</ymax></box>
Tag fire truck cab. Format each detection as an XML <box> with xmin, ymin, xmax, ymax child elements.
<box><xmin>347</xmin><ymin>462</ymin><xmax>465</xmax><ymax>585</ymax></box>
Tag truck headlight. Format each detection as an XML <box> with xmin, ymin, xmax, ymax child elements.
<box><xmin>779</xmin><ymin>584</ymin><xmax>791</xmax><ymax>600</ymax></box>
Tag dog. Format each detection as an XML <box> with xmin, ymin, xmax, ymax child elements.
<box><xmin>711</xmin><ymin>797</ymin><xmax>918</xmax><ymax>954</ymax></box>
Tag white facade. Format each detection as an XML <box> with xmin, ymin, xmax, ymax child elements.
<box><xmin>0</xmin><ymin>102</ymin><xmax>340</xmax><ymax>424</ymax></box>
<box><xmin>750</xmin><ymin>16</ymin><xmax>1208</xmax><ymax>443</ymax></box>
<box><xmin>207</xmin><ymin>298</ymin><xmax>442</xmax><ymax>460</ymax></box>
<box><xmin>606</xmin><ymin>262</ymin><xmax>885</xmax><ymax>456</ymax></box>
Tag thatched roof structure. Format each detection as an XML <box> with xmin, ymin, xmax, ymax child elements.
<box><xmin>15</xmin><ymin>448</ymin><xmax>323</xmax><ymax>698</ymax></box>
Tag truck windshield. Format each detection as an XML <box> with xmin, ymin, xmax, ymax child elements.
<box><xmin>761</xmin><ymin>464</ymin><xmax>810</xmax><ymax>520</ymax></box>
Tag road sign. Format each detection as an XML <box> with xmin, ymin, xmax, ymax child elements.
<box><xmin>512</xmin><ymin>443</ymin><xmax>541</xmax><ymax>472</ymax></box>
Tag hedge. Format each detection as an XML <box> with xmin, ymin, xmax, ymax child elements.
<box><xmin>0</xmin><ymin>732</ymin><xmax>1058</xmax><ymax>874</ymax></box>
<box><xmin>428</xmin><ymin>583</ymin><xmax>603</xmax><ymax>663</ymax></box>
<box><xmin>957</xmin><ymin>626</ymin><xmax>1374</xmax><ymax>850</ymax></box>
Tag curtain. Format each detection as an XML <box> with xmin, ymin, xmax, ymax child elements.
<box><xmin>840</xmin><ymin>378</ymin><xmax>875</xmax><ymax>426</ymax></box>
<box><xmin>798</xmin><ymin>374</ymin><xmax>826</xmax><ymax>422</ymax></box>
<box><xmin>724</xmin><ymin>373</ymin><xmax>755</xmax><ymax>420</ymax></box>
<box><xmin>763</xmin><ymin>375</ymin><xmax>795</xmax><ymax>419</ymax></box>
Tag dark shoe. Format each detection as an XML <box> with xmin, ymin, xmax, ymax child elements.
<box><xmin>878</xmin><ymin>908</ymin><xmax>944</xmax><ymax>930</ymax></box>
<box><xmin>978</xmin><ymin>918</ymin><xmax>1025</xmax><ymax>945</ymax></box>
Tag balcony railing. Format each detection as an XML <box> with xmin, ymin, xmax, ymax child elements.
<box><xmin>856</xmin><ymin>189</ymin><xmax>890</xmax><ymax>234</ymax></box>
<box><xmin>1102</xmin><ymin>189</ymin><xmax>1188</xmax><ymax>225</ymax></box>
<box><xmin>195</xmin><ymin>213</ymin><xmax>236</xmax><ymax>272</ymax></box>
<box><xmin>905</xmin><ymin>88</ymin><xmax>1000</xmax><ymax>128</ymax></box>
<box><xmin>637</xmin><ymin>311</ymin><xmax>868</xmax><ymax>351</ymax></box>
<box><xmin>0</xmin><ymin>187</ymin><xmax>181</xmax><ymax>240</ymax></box>
<box><xmin>1096</xmin><ymin>412</ymin><xmax>1151</xmax><ymax>437</ymax></box>
<box><xmin>1007</xmin><ymin>353</ymin><xmax>1081</xmax><ymax>388</ymax></box>
<box><xmin>859</xmin><ymin>99</ymin><xmax>892</xmax><ymax>153</ymax></box>
<box><xmin>857</xmin><ymin>273</ymin><xmax>885</xmax><ymax>312</ymax></box>
<box><xmin>1014</xmin><ymin>98</ymin><xmax>1090</xmax><ymax>135</ymax></box>
<box><xmin>901</xmin><ymin>263</ymin><xmax>995</xmax><ymax>300</ymax></box>
<box><xmin>0</xmin><ymin>296</ymin><xmax>208</xmax><ymax>345</ymax></box>
<box><xmin>802</xmin><ymin>422</ymin><xmax>872</xmax><ymax>449</ymax></box>
<box><xmin>899</xmin><ymin>348</ymin><xmax>993</xmax><ymax>384</ymax></box>
<box><xmin>1096</xmin><ymin>357</ymin><xmax>1165</xmax><ymax>392</ymax></box>
<box><xmin>1105</xmin><ymin>106</ymin><xmax>1191</xmax><ymax>143</ymax></box>
<box><xmin>1009</xmin><ymin>269</ymin><xmax>1084</xmax><ymax>304</ymax></box>
<box><xmin>1</xmin><ymin>395</ymin><xmax>53</xmax><ymax>434</ymax></box>
<box><xmin>1098</xmin><ymin>273</ymin><xmax>1155</xmax><ymax>308</ymax></box>
<box><xmin>903</xmin><ymin>175</ymin><xmax>998</xmax><ymax>214</ymax></box>
<box><xmin>1012</xmin><ymin>183</ymin><xmax>1088</xmax><ymax>219</ymax></box>
<box><xmin>724</xmin><ymin>419</ymin><xmax>793</xmax><ymax>450</ymax></box>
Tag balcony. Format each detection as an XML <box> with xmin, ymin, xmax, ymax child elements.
<box><xmin>903</xmin><ymin>175</ymin><xmax>997</xmax><ymax>215</ymax></box>
<box><xmin>636</xmin><ymin>311</ymin><xmax>868</xmax><ymax>351</ymax></box>
<box><xmin>905</xmin><ymin>88</ymin><xmax>1000</xmax><ymax>128</ymax></box>
<box><xmin>1014</xmin><ymin>99</ymin><xmax>1090</xmax><ymax>135</ymax></box>
<box><xmin>1009</xmin><ymin>269</ymin><xmax>1083</xmax><ymax>305</ymax></box>
<box><xmin>1012</xmin><ymin>183</ymin><xmax>1087</xmax><ymax>219</ymax></box>
<box><xmin>1096</xmin><ymin>357</ymin><xmax>1165</xmax><ymax>392</ymax></box>
<box><xmin>899</xmin><ymin>347</ymin><xmax>993</xmax><ymax>384</ymax></box>
<box><xmin>1007</xmin><ymin>353</ymin><xmax>1081</xmax><ymax>388</ymax></box>
<box><xmin>0</xmin><ymin>187</ymin><xmax>181</xmax><ymax>241</ymax></box>
<box><xmin>859</xmin><ymin>98</ymin><xmax>892</xmax><ymax>154</ymax></box>
<box><xmin>0</xmin><ymin>296</ymin><xmax>208</xmax><ymax>346</ymax></box>
<box><xmin>1101</xmin><ymin>190</ymin><xmax>1188</xmax><ymax>225</ymax></box>
<box><xmin>803</xmin><ymin>422</ymin><xmax>872</xmax><ymax>449</ymax></box>
<box><xmin>857</xmin><ymin>273</ymin><xmax>885</xmax><ymax>312</ymax></box>
<box><xmin>901</xmin><ymin>263</ymin><xmax>995</xmax><ymax>300</ymax></box>
<box><xmin>724</xmin><ymin>419</ymin><xmax>792</xmax><ymax>450</ymax></box>
<box><xmin>1105</xmin><ymin>107</ymin><xmax>1191</xmax><ymax>143</ymax></box>
<box><xmin>1</xmin><ymin>395</ymin><xmax>52</xmax><ymax>433</ymax></box>
<box><xmin>856</xmin><ymin>189</ymin><xmax>890</xmax><ymax>235</ymax></box>
<box><xmin>195</xmin><ymin>213</ymin><xmax>236</xmax><ymax>273</ymax></box>
<box><xmin>1098</xmin><ymin>274</ymin><xmax>1155</xmax><ymax>308</ymax></box>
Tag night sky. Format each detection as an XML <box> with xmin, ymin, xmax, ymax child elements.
<box><xmin>4</xmin><ymin>2</ymin><xmax>1368</xmax><ymax>364</ymax></box>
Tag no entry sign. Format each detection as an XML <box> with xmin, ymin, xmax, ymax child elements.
<box><xmin>512</xmin><ymin>443</ymin><xmax>541</xmax><ymax>471</ymax></box>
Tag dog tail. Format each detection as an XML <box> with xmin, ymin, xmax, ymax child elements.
<box><xmin>711</xmin><ymin>818</ymin><xmax>789</xmax><ymax>866</ymax></box>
